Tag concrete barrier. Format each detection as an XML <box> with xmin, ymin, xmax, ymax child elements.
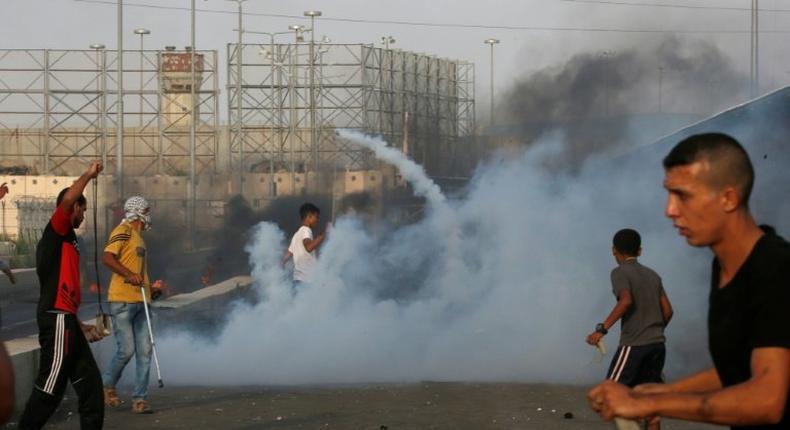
<box><xmin>3</xmin><ymin>275</ymin><xmax>254</xmax><ymax>412</ymax></box>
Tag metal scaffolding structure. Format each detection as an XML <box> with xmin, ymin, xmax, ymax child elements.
<box><xmin>0</xmin><ymin>45</ymin><xmax>474</xmax><ymax>180</ymax></box>
<box><xmin>0</xmin><ymin>48</ymin><xmax>220</xmax><ymax>176</ymax></box>
<box><xmin>227</xmin><ymin>43</ymin><xmax>475</xmax><ymax>180</ymax></box>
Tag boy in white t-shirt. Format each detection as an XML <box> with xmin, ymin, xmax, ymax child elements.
<box><xmin>283</xmin><ymin>203</ymin><xmax>328</xmax><ymax>285</ymax></box>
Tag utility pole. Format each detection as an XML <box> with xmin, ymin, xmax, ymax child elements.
<box><xmin>484</xmin><ymin>39</ymin><xmax>499</xmax><ymax>128</ymax></box>
<box><xmin>304</xmin><ymin>10</ymin><xmax>322</xmax><ymax>186</ymax></box>
<box><xmin>134</xmin><ymin>28</ymin><xmax>150</xmax><ymax>127</ymax></box>
<box><xmin>189</xmin><ymin>0</ymin><xmax>196</xmax><ymax>249</ymax></box>
<box><xmin>750</xmin><ymin>0</ymin><xmax>759</xmax><ymax>98</ymax></box>
<box><xmin>117</xmin><ymin>0</ymin><xmax>124</xmax><ymax>199</ymax></box>
<box><xmin>228</xmin><ymin>0</ymin><xmax>247</xmax><ymax>195</ymax></box>
<box><xmin>90</xmin><ymin>44</ymin><xmax>107</xmax><ymax>167</ymax></box>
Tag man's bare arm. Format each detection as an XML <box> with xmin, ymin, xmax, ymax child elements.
<box><xmin>659</xmin><ymin>291</ymin><xmax>674</xmax><ymax>326</ymax></box>
<box><xmin>603</xmin><ymin>288</ymin><xmax>633</xmax><ymax>330</ymax></box>
<box><xmin>60</xmin><ymin>161</ymin><xmax>102</xmax><ymax>213</ymax></box>
<box><xmin>303</xmin><ymin>231</ymin><xmax>327</xmax><ymax>253</ymax></box>
<box><xmin>586</xmin><ymin>289</ymin><xmax>634</xmax><ymax>345</ymax></box>
<box><xmin>636</xmin><ymin>368</ymin><xmax>722</xmax><ymax>395</ymax></box>
<box><xmin>593</xmin><ymin>348</ymin><xmax>790</xmax><ymax>426</ymax></box>
<box><xmin>101</xmin><ymin>251</ymin><xmax>142</xmax><ymax>285</ymax></box>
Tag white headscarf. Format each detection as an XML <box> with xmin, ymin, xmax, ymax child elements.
<box><xmin>123</xmin><ymin>196</ymin><xmax>151</xmax><ymax>230</ymax></box>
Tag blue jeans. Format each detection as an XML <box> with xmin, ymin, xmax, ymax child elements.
<box><xmin>102</xmin><ymin>302</ymin><xmax>152</xmax><ymax>400</ymax></box>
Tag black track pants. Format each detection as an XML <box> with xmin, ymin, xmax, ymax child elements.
<box><xmin>19</xmin><ymin>313</ymin><xmax>104</xmax><ymax>430</ymax></box>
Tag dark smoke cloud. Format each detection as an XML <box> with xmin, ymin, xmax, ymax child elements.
<box><xmin>500</xmin><ymin>37</ymin><xmax>746</xmax><ymax>167</ymax></box>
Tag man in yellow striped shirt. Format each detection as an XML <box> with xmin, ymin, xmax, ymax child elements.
<box><xmin>100</xmin><ymin>196</ymin><xmax>161</xmax><ymax>414</ymax></box>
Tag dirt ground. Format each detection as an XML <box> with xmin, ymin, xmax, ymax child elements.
<box><xmin>5</xmin><ymin>383</ymin><xmax>723</xmax><ymax>430</ymax></box>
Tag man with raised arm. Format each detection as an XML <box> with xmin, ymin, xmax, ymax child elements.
<box><xmin>19</xmin><ymin>161</ymin><xmax>106</xmax><ymax>430</ymax></box>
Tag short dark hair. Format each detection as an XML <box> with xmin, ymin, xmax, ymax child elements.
<box><xmin>56</xmin><ymin>187</ymin><xmax>86</xmax><ymax>207</ymax></box>
<box><xmin>663</xmin><ymin>133</ymin><xmax>754</xmax><ymax>207</ymax></box>
<box><xmin>613</xmin><ymin>229</ymin><xmax>641</xmax><ymax>256</ymax></box>
<box><xmin>299</xmin><ymin>202</ymin><xmax>320</xmax><ymax>220</ymax></box>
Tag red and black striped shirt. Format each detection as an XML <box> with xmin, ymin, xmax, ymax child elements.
<box><xmin>35</xmin><ymin>206</ymin><xmax>81</xmax><ymax>315</ymax></box>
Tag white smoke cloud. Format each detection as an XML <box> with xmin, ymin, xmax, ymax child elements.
<box><xmin>155</xmin><ymin>130</ymin><xmax>728</xmax><ymax>386</ymax></box>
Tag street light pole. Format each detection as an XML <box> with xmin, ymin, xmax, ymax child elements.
<box><xmin>288</xmin><ymin>24</ymin><xmax>304</xmax><ymax>187</ymax></box>
<box><xmin>117</xmin><ymin>0</ymin><xmax>124</xmax><ymax>199</ymax></box>
<box><xmin>750</xmin><ymin>0</ymin><xmax>759</xmax><ymax>98</ymax></box>
<box><xmin>304</xmin><ymin>10</ymin><xmax>322</xmax><ymax>184</ymax></box>
<box><xmin>380</xmin><ymin>36</ymin><xmax>396</xmax><ymax>137</ymax></box>
<box><xmin>250</xmin><ymin>29</ymin><xmax>292</xmax><ymax>197</ymax></box>
<box><xmin>227</xmin><ymin>0</ymin><xmax>247</xmax><ymax>195</ymax></box>
<box><xmin>90</xmin><ymin>44</ymin><xmax>107</xmax><ymax>167</ymax></box>
<box><xmin>134</xmin><ymin>28</ymin><xmax>150</xmax><ymax>127</ymax></box>
<box><xmin>484</xmin><ymin>38</ymin><xmax>499</xmax><ymax>128</ymax></box>
<box><xmin>189</xmin><ymin>0</ymin><xmax>196</xmax><ymax>249</ymax></box>
<box><xmin>380</xmin><ymin>35</ymin><xmax>395</xmax><ymax>50</ymax></box>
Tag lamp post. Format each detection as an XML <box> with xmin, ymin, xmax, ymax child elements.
<box><xmin>750</xmin><ymin>0</ymin><xmax>759</xmax><ymax>98</ymax></box>
<box><xmin>304</xmin><ymin>10</ymin><xmax>321</xmax><ymax>181</ymax></box>
<box><xmin>380</xmin><ymin>35</ymin><xmax>395</xmax><ymax>50</ymax></box>
<box><xmin>117</xmin><ymin>0</ymin><xmax>124</xmax><ymax>198</ymax></box>
<box><xmin>189</xmin><ymin>0</ymin><xmax>196</xmax><ymax>249</ymax></box>
<box><xmin>380</xmin><ymin>36</ymin><xmax>396</xmax><ymax>136</ymax></box>
<box><xmin>289</xmin><ymin>24</ymin><xmax>305</xmax><ymax>43</ymax></box>
<box><xmin>250</xmin><ymin>29</ymin><xmax>292</xmax><ymax>197</ymax></box>
<box><xmin>90</xmin><ymin>44</ymin><xmax>107</xmax><ymax>167</ymax></box>
<box><xmin>287</xmin><ymin>25</ymin><xmax>304</xmax><ymax>184</ymax></box>
<box><xmin>226</xmin><ymin>0</ymin><xmax>247</xmax><ymax>194</ymax></box>
<box><xmin>133</xmin><ymin>28</ymin><xmax>150</xmax><ymax>127</ymax></box>
<box><xmin>484</xmin><ymin>38</ymin><xmax>499</xmax><ymax>128</ymax></box>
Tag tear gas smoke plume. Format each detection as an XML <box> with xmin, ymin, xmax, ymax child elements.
<box><xmin>157</xmin><ymin>100</ymin><xmax>789</xmax><ymax>386</ymax></box>
<box><xmin>156</xmin><ymin>127</ymin><xmax>784</xmax><ymax>385</ymax></box>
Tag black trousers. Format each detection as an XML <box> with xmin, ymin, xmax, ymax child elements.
<box><xmin>19</xmin><ymin>312</ymin><xmax>104</xmax><ymax>430</ymax></box>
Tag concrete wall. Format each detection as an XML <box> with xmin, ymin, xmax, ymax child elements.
<box><xmin>0</xmin><ymin>167</ymin><xmax>396</xmax><ymax>243</ymax></box>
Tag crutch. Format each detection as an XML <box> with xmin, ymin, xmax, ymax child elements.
<box><xmin>135</xmin><ymin>247</ymin><xmax>164</xmax><ymax>388</ymax></box>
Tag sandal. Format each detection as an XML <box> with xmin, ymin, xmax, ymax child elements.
<box><xmin>103</xmin><ymin>388</ymin><xmax>121</xmax><ymax>407</ymax></box>
<box><xmin>132</xmin><ymin>399</ymin><xmax>153</xmax><ymax>414</ymax></box>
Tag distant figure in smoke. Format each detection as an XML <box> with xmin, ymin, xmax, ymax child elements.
<box><xmin>282</xmin><ymin>203</ymin><xmax>328</xmax><ymax>287</ymax></box>
<box><xmin>18</xmin><ymin>161</ymin><xmax>106</xmax><ymax>430</ymax></box>
<box><xmin>589</xmin><ymin>133</ymin><xmax>790</xmax><ymax>429</ymax></box>
<box><xmin>100</xmin><ymin>196</ymin><xmax>163</xmax><ymax>414</ymax></box>
<box><xmin>586</xmin><ymin>228</ymin><xmax>673</xmax><ymax>430</ymax></box>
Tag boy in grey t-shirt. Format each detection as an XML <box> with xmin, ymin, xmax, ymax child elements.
<box><xmin>586</xmin><ymin>229</ymin><xmax>674</xmax><ymax>424</ymax></box>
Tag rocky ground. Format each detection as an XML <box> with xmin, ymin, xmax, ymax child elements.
<box><xmin>5</xmin><ymin>382</ymin><xmax>723</xmax><ymax>430</ymax></box>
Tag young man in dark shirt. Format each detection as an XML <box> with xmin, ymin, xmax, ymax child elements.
<box><xmin>18</xmin><ymin>161</ymin><xmax>106</xmax><ymax>430</ymax></box>
<box><xmin>586</xmin><ymin>229</ymin><xmax>673</xmax><ymax>430</ymax></box>
<box><xmin>588</xmin><ymin>133</ymin><xmax>790</xmax><ymax>429</ymax></box>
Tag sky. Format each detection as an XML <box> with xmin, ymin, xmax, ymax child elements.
<box><xmin>2</xmin><ymin>0</ymin><xmax>790</xmax><ymax>118</ymax></box>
